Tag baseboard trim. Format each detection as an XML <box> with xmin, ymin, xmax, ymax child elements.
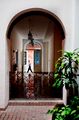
<box><xmin>0</xmin><ymin>104</ymin><xmax>8</xmax><ymax>111</ymax></box>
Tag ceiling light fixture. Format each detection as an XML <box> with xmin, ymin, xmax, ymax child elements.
<box><xmin>28</xmin><ymin>19</ymin><xmax>34</xmax><ymax>46</ymax></box>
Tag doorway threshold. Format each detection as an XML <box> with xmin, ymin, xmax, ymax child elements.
<box><xmin>9</xmin><ymin>98</ymin><xmax>63</xmax><ymax>106</ymax></box>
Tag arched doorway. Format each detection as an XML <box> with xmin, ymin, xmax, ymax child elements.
<box><xmin>7</xmin><ymin>8</ymin><xmax>65</xmax><ymax>100</ymax></box>
<box><xmin>23</xmin><ymin>41</ymin><xmax>42</xmax><ymax>73</ymax></box>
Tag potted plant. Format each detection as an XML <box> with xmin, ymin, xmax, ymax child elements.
<box><xmin>47</xmin><ymin>49</ymin><xmax>79</xmax><ymax>120</ymax></box>
<box><xmin>53</xmin><ymin>49</ymin><xmax>79</xmax><ymax>103</ymax></box>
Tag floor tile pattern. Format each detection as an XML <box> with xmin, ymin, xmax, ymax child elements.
<box><xmin>0</xmin><ymin>105</ymin><xmax>52</xmax><ymax>120</ymax></box>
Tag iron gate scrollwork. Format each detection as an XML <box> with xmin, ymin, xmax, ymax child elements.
<box><xmin>9</xmin><ymin>72</ymin><xmax>62</xmax><ymax>99</ymax></box>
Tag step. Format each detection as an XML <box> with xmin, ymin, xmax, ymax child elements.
<box><xmin>9</xmin><ymin>99</ymin><xmax>63</xmax><ymax>106</ymax></box>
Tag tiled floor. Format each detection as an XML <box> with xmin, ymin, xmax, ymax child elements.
<box><xmin>0</xmin><ymin>105</ymin><xmax>52</xmax><ymax>120</ymax></box>
<box><xmin>0</xmin><ymin>100</ymin><xmax>63</xmax><ymax>120</ymax></box>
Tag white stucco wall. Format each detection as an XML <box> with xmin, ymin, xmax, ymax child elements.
<box><xmin>0</xmin><ymin>32</ymin><xmax>7</xmax><ymax>108</ymax></box>
<box><xmin>74</xmin><ymin>0</ymin><xmax>79</xmax><ymax>49</ymax></box>
<box><xmin>75</xmin><ymin>0</ymin><xmax>79</xmax><ymax>95</ymax></box>
<box><xmin>11</xmin><ymin>30</ymin><xmax>23</xmax><ymax>71</ymax></box>
<box><xmin>0</xmin><ymin>0</ymin><xmax>77</xmax><ymax>108</ymax></box>
<box><xmin>45</xmin><ymin>22</ymin><xmax>54</xmax><ymax>72</ymax></box>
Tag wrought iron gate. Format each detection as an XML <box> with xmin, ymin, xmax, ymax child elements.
<box><xmin>9</xmin><ymin>72</ymin><xmax>62</xmax><ymax>99</ymax></box>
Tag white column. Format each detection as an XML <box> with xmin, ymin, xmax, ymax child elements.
<box><xmin>63</xmin><ymin>85</ymin><xmax>67</xmax><ymax>105</ymax></box>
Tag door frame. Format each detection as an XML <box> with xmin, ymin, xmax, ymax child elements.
<box><xmin>23</xmin><ymin>40</ymin><xmax>43</xmax><ymax>72</ymax></box>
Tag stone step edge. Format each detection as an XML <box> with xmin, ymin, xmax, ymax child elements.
<box><xmin>9</xmin><ymin>100</ymin><xmax>63</xmax><ymax>106</ymax></box>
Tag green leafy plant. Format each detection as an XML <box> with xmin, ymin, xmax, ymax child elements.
<box><xmin>47</xmin><ymin>49</ymin><xmax>79</xmax><ymax>120</ymax></box>
<box><xmin>70</xmin><ymin>96</ymin><xmax>79</xmax><ymax>108</ymax></box>
<box><xmin>47</xmin><ymin>96</ymin><xmax>79</xmax><ymax>120</ymax></box>
<box><xmin>53</xmin><ymin>49</ymin><xmax>79</xmax><ymax>90</ymax></box>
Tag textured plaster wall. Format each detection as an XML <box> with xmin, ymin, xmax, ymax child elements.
<box><xmin>0</xmin><ymin>0</ymin><xmax>77</xmax><ymax>108</ymax></box>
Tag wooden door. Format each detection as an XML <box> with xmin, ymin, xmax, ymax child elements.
<box><xmin>34</xmin><ymin>50</ymin><xmax>42</xmax><ymax>72</ymax></box>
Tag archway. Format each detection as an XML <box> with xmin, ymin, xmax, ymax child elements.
<box><xmin>23</xmin><ymin>41</ymin><xmax>42</xmax><ymax>72</ymax></box>
<box><xmin>7</xmin><ymin>8</ymin><xmax>65</xmax><ymax>100</ymax></box>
